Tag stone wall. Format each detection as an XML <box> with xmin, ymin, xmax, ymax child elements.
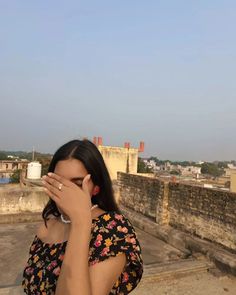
<box><xmin>168</xmin><ymin>182</ymin><xmax>236</xmax><ymax>250</ymax></box>
<box><xmin>117</xmin><ymin>173</ymin><xmax>169</xmax><ymax>224</ymax></box>
<box><xmin>0</xmin><ymin>186</ymin><xmax>49</xmax><ymax>214</ymax></box>
<box><xmin>117</xmin><ymin>172</ymin><xmax>236</xmax><ymax>251</ymax></box>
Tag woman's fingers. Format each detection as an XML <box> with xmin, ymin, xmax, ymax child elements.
<box><xmin>47</xmin><ymin>172</ymin><xmax>72</xmax><ymax>187</ymax></box>
<box><xmin>44</xmin><ymin>187</ymin><xmax>60</xmax><ymax>203</ymax></box>
<box><xmin>42</xmin><ymin>175</ymin><xmax>61</xmax><ymax>191</ymax></box>
<box><xmin>42</xmin><ymin>178</ymin><xmax>62</xmax><ymax>197</ymax></box>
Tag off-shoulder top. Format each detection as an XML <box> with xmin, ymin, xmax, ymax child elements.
<box><xmin>21</xmin><ymin>211</ymin><xmax>143</xmax><ymax>295</ymax></box>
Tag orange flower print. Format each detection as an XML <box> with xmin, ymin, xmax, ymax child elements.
<box><xmin>126</xmin><ymin>283</ymin><xmax>133</xmax><ymax>291</ymax></box>
<box><xmin>105</xmin><ymin>238</ymin><xmax>112</xmax><ymax>247</ymax></box>
<box><xmin>37</xmin><ymin>270</ymin><xmax>43</xmax><ymax>280</ymax></box>
<box><xmin>40</xmin><ymin>282</ymin><xmax>45</xmax><ymax>291</ymax></box>
<box><xmin>50</xmin><ymin>248</ymin><xmax>57</xmax><ymax>256</ymax></box>
<box><xmin>33</xmin><ymin>255</ymin><xmax>39</xmax><ymax>263</ymax></box>
<box><xmin>103</xmin><ymin>214</ymin><xmax>111</xmax><ymax>221</ymax></box>
<box><xmin>114</xmin><ymin>279</ymin><xmax>119</xmax><ymax>287</ymax></box>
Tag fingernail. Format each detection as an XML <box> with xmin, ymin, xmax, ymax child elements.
<box><xmin>48</xmin><ymin>172</ymin><xmax>53</xmax><ymax>176</ymax></box>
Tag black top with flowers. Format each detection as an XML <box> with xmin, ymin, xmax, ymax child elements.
<box><xmin>21</xmin><ymin>211</ymin><xmax>143</xmax><ymax>295</ymax></box>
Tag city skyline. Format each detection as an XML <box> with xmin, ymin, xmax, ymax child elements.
<box><xmin>1</xmin><ymin>1</ymin><xmax>235</xmax><ymax>161</ymax></box>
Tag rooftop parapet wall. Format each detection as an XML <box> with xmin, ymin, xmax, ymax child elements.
<box><xmin>117</xmin><ymin>172</ymin><xmax>169</xmax><ymax>224</ymax></box>
<box><xmin>168</xmin><ymin>182</ymin><xmax>236</xmax><ymax>250</ymax></box>
<box><xmin>0</xmin><ymin>186</ymin><xmax>48</xmax><ymax>214</ymax></box>
<box><xmin>117</xmin><ymin>172</ymin><xmax>236</xmax><ymax>251</ymax></box>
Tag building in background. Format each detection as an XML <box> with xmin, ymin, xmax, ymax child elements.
<box><xmin>0</xmin><ymin>160</ymin><xmax>29</xmax><ymax>183</ymax></box>
<box><xmin>93</xmin><ymin>137</ymin><xmax>144</xmax><ymax>180</ymax></box>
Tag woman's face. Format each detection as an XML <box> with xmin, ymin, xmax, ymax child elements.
<box><xmin>54</xmin><ymin>158</ymin><xmax>95</xmax><ymax>214</ymax></box>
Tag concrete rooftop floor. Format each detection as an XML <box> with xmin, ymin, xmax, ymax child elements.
<box><xmin>0</xmin><ymin>221</ymin><xmax>236</xmax><ymax>295</ymax></box>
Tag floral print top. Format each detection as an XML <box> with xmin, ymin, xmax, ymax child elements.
<box><xmin>22</xmin><ymin>211</ymin><xmax>143</xmax><ymax>295</ymax></box>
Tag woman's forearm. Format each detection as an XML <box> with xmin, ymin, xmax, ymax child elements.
<box><xmin>55</xmin><ymin>222</ymin><xmax>92</xmax><ymax>295</ymax></box>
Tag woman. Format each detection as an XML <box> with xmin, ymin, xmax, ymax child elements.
<box><xmin>22</xmin><ymin>139</ymin><xmax>143</xmax><ymax>295</ymax></box>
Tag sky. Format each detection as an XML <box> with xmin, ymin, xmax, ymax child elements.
<box><xmin>0</xmin><ymin>0</ymin><xmax>236</xmax><ymax>161</ymax></box>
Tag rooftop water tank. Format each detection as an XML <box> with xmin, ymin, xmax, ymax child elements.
<box><xmin>27</xmin><ymin>161</ymin><xmax>42</xmax><ymax>179</ymax></box>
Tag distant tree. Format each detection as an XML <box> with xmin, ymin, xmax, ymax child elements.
<box><xmin>137</xmin><ymin>158</ymin><xmax>154</xmax><ymax>173</ymax></box>
<box><xmin>170</xmin><ymin>170</ymin><xmax>180</xmax><ymax>175</ymax></box>
<box><xmin>148</xmin><ymin>157</ymin><xmax>170</xmax><ymax>166</ymax></box>
<box><xmin>216</xmin><ymin>162</ymin><xmax>228</xmax><ymax>169</ymax></box>
<box><xmin>0</xmin><ymin>152</ymin><xmax>8</xmax><ymax>160</ymax></box>
<box><xmin>201</xmin><ymin>163</ymin><xmax>224</xmax><ymax>177</ymax></box>
<box><xmin>36</xmin><ymin>156</ymin><xmax>52</xmax><ymax>176</ymax></box>
<box><xmin>10</xmin><ymin>169</ymin><xmax>21</xmax><ymax>183</ymax></box>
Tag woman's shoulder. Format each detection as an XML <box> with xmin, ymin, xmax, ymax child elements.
<box><xmin>92</xmin><ymin>210</ymin><xmax>136</xmax><ymax>236</ymax></box>
<box><xmin>36</xmin><ymin>215</ymin><xmax>57</xmax><ymax>240</ymax></box>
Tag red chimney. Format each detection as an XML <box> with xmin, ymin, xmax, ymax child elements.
<box><xmin>97</xmin><ymin>137</ymin><xmax>103</xmax><ymax>146</ymax></box>
<box><xmin>138</xmin><ymin>141</ymin><xmax>144</xmax><ymax>152</ymax></box>
<box><xmin>124</xmin><ymin>142</ymin><xmax>130</xmax><ymax>148</ymax></box>
<box><xmin>93</xmin><ymin>137</ymin><xmax>97</xmax><ymax>145</ymax></box>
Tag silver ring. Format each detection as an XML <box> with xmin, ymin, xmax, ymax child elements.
<box><xmin>58</xmin><ymin>183</ymin><xmax>63</xmax><ymax>191</ymax></box>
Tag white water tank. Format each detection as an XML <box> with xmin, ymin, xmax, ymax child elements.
<box><xmin>27</xmin><ymin>161</ymin><xmax>42</xmax><ymax>179</ymax></box>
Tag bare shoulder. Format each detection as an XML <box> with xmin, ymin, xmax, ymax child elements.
<box><xmin>36</xmin><ymin>215</ymin><xmax>57</xmax><ymax>239</ymax></box>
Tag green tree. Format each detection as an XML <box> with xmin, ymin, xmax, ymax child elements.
<box><xmin>137</xmin><ymin>158</ymin><xmax>154</xmax><ymax>173</ymax></box>
<box><xmin>170</xmin><ymin>170</ymin><xmax>180</xmax><ymax>175</ymax></box>
<box><xmin>10</xmin><ymin>169</ymin><xmax>21</xmax><ymax>183</ymax></box>
<box><xmin>0</xmin><ymin>152</ymin><xmax>8</xmax><ymax>160</ymax></box>
<box><xmin>201</xmin><ymin>163</ymin><xmax>224</xmax><ymax>177</ymax></box>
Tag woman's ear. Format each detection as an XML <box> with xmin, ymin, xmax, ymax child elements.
<box><xmin>92</xmin><ymin>185</ymin><xmax>100</xmax><ymax>196</ymax></box>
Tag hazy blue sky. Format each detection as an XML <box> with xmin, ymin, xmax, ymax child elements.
<box><xmin>1</xmin><ymin>1</ymin><xmax>235</xmax><ymax>161</ymax></box>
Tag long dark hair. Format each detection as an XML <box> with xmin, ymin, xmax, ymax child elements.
<box><xmin>42</xmin><ymin>139</ymin><xmax>120</xmax><ymax>227</ymax></box>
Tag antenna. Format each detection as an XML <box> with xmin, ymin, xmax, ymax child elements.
<box><xmin>32</xmin><ymin>146</ymin><xmax>35</xmax><ymax>161</ymax></box>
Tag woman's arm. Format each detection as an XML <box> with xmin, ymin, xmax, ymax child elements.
<box><xmin>55</xmin><ymin>222</ymin><xmax>92</xmax><ymax>295</ymax></box>
<box><xmin>55</xmin><ymin>222</ymin><xmax>126</xmax><ymax>295</ymax></box>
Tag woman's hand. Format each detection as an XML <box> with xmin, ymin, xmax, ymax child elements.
<box><xmin>42</xmin><ymin>172</ymin><xmax>92</xmax><ymax>226</ymax></box>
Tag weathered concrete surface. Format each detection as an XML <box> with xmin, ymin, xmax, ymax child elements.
<box><xmin>0</xmin><ymin>186</ymin><xmax>48</xmax><ymax>215</ymax></box>
<box><xmin>0</xmin><ymin>212</ymin><xmax>42</xmax><ymax>224</ymax></box>
<box><xmin>122</xmin><ymin>205</ymin><xmax>236</xmax><ymax>276</ymax></box>
<box><xmin>1</xmin><ymin>220</ymin><xmax>236</xmax><ymax>295</ymax></box>
<box><xmin>132</xmin><ymin>271</ymin><xmax>236</xmax><ymax>295</ymax></box>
